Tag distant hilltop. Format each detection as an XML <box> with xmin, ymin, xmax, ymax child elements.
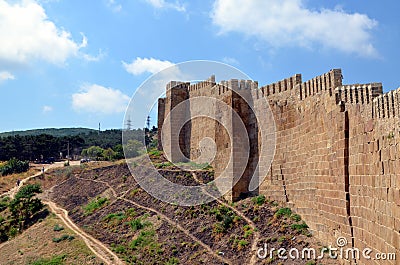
<box><xmin>0</xmin><ymin>128</ymin><xmax>101</xmax><ymax>138</ymax></box>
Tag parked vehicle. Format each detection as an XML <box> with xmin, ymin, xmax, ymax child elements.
<box><xmin>44</xmin><ymin>157</ymin><xmax>55</xmax><ymax>164</ymax></box>
<box><xmin>80</xmin><ymin>158</ymin><xmax>91</xmax><ymax>163</ymax></box>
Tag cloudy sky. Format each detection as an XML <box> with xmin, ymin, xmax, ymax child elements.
<box><xmin>0</xmin><ymin>0</ymin><xmax>398</xmax><ymax>132</ymax></box>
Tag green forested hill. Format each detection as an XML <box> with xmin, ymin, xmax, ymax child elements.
<box><xmin>0</xmin><ymin>128</ymin><xmax>96</xmax><ymax>137</ymax></box>
<box><xmin>0</xmin><ymin>127</ymin><xmax>153</xmax><ymax>161</ymax></box>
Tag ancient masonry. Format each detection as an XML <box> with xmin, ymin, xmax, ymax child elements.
<box><xmin>157</xmin><ymin>69</ymin><xmax>400</xmax><ymax>264</ymax></box>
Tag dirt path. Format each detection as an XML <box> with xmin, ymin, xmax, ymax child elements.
<box><xmin>120</xmin><ymin>196</ymin><xmax>231</xmax><ymax>265</ymax></box>
<box><xmin>44</xmin><ymin>200</ymin><xmax>124</xmax><ymax>265</ymax></box>
<box><xmin>1</xmin><ymin>161</ymin><xmax>124</xmax><ymax>265</ymax></box>
<box><xmin>1</xmin><ymin>161</ymin><xmax>79</xmax><ymax>199</ymax></box>
<box><xmin>191</xmin><ymin>172</ymin><xmax>261</xmax><ymax>265</ymax></box>
<box><xmin>74</xmin><ymin>175</ymin><xmax>232</xmax><ymax>265</ymax></box>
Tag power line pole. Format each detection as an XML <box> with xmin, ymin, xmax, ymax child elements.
<box><xmin>125</xmin><ymin>117</ymin><xmax>132</xmax><ymax>131</ymax></box>
<box><xmin>146</xmin><ymin>116</ymin><xmax>151</xmax><ymax>129</ymax></box>
<box><xmin>67</xmin><ymin>141</ymin><xmax>70</xmax><ymax>161</ymax></box>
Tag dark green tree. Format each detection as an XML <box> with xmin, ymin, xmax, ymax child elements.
<box><xmin>102</xmin><ymin>148</ymin><xmax>116</xmax><ymax>161</ymax></box>
<box><xmin>81</xmin><ymin>146</ymin><xmax>104</xmax><ymax>160</ymax></box>
<box><xmin>112</xmin><ymin>144</ymin><xmax>125</xmax><ymax>160</ymax></box>
<box><xmin>8</xmin><ymin>184</ymin><xmax>43</xmax><ymax>228</ymax></box>
<box><xmin>0</xmin><ymin>158</ymin><xmax>29</xmax><ymax>176</ymax></box>
<box><xmin>124</xmin><ymin>140</ymin><xmax>143</xmax><ymax>158</ymax></box>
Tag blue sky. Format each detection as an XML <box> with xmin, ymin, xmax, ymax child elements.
<box><xmin>0</xmin><ymin>0</ymin><xmax>399</xmax><ymax>132</ymax></box>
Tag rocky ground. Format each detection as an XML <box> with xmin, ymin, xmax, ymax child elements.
<box><xmin>24</xmin><ymin>152</ymin><xmax>337</xmax><ymax>265</ymax></box>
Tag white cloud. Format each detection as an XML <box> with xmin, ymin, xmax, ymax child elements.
<box><xmin>222</xmin><ymin>57</ymin><xmax>239</xmax><ymax>66</ymax></box>
<box><xmin>211</xmin><ymin>0</ymin><xmax>378</xmax><ymax>57</ymax></box>
<box><xmin>106</xmin><ymin>0</ymin><xmax>122</xmax><ymax>12</ymax></box>
<box><xmin>0</xmin><ymin>0</ymin><xmax>86</xmax><ymax>67</ymax></box>
<box><xmin>122</xmin><ymin>57</ymin><xmax>175</xmax><ymax>75</ymax></box>
<box><xmin>145</xmin><ymin>64</ymin><xmax>187</xmax><ymax>96</ymax></box>
<box><xmin>83</xmin><ymin>49</ymin><xmax>106</xmax><ymax>62</ymax></box>
<box><xmin>0</xmin><ymin>71</ymin><xmax>15</xmax><ymax>82</ymax></box>
<box><xmin>144</xmin><ymin>0</ymin><xmax>186</xmax><ymax>12</ymax></box>
<box><xmin>42</xmin><ymin>105</ymin><xmax>53</xmax><ymax>113</ymax></box>
<box><xmin>72</xmin><ymin>84</ymin><xmax>130</xmax><ymax>114</ymax></box>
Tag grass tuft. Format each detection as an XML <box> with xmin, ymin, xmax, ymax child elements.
<box><xmin>82</xmin><ymin>197</ymin><xmax>108</xmax><ymax>215</ymax></box>
<box><xmin>274</xmin><ymin>207</ymin><xmax>292</xmax><ymax>218</ymax></box>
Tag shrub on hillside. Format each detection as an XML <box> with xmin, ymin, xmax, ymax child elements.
<box><xmin>0</xmin><ymin>158</ymin><xmax>29</xmax><ymax>176</ymax></box>
<box><xmin>9</xmin><ymin>184</ymin><xmax>44</xmax><ymax>226</ymax></box>
<box><xmin>82</xmin><ymin>197</ymin><xmax>108</xmax><ymax>215</ymax></box>
<box><xmin>0</xmin><ymin>184</ymin><xmax>44</xmax><ymax>243</ymax></box>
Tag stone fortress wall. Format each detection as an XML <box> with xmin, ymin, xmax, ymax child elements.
<box><xmin>157</xmin><ymin>69</ymin><xmax>400</xmax><ymax>264</ymax></box>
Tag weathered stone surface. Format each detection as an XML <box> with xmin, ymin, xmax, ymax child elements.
<box><xmin>158</xmin><ymin>69</ymin><xmax>400</xmax><ymax>263</ymax></box>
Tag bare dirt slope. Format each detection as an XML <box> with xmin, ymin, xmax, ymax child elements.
<box><xmin>44</xmin><ymin>200</ymin><xmax>124</xmax><ymax>265</ymax></box>
<box><xmin>26</xmin><ymin>156</ymin><xmax>337</xmax><ymax>265</ymax></box>
<box><xmin>1</xmin><ymin>160</ymin><xmax>123</xmax><ymax>265</ymax></box>
<box><xmin>0</xmin><ymin>212</ymin><xmax>102</xmax><ymax>265</ymax></box>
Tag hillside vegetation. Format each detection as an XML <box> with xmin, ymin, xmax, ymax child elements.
<box><xmin>0</xmin><ymin>184</ymin><xmax>45</xmax><ymax>242</ymax></box>
<box><xmin>0</xmin><ymin>128</ymin><xmax>96</xmax><ymax>138</ymax></box>
<box><xmin>25</xmin><ymin>153</ymin><xmax>335</xmax><ymax>265</ymax></box>
<box><xmin>0</xmin><ymin>212</ymin><xmax>102</xmax><ymax>265</ymax></box>
<box><xmin>0</xmin><ymin>128</ymin><xmax>149</xmax><ymax>162</ymax></box>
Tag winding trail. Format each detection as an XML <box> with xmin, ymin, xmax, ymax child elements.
<box><xmin>44</xmin><ymin>200</ymin><xmax>123</xmax><ymax>265</ymax></box>
<box><xmin>75</xmin><ymin>170</ymin><xmax>260</xmax><ymax>264</ymax></box>
<box><xmin>1</xmin><ymin>161</ymin><xmax>79</xmax><ymax>199</ymax></box>
<box><xmin>0</xmin><ymin>161</ymin><xmax>124</xmax><ymax>265</ymax></box>
<box><xmin>3</xmin><ymin>161</ymin><xmax>258</xmax><ymax>264</ymax></box>
<box><xmin>75</xmin><ymin>175</ymin><xmax>232</xmax><ymax>265</ymax></box>
<box><xmin>192</xmin><ymin>172</ymin><xmax>261</xmax><ymax>265</ymax></box>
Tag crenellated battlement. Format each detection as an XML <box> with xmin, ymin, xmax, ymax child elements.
<box><xmin>215</xmin><ymin>83</ymin><xmax>228</xmax><ymax>96</ymax></box>
<box><xmin>166</xmin><ymin>81</ymin><xmax>190</xmax><ymax>91</ymax></box>
<box><xmin>260</xmin><ymin>74</ymin><xmax>302</xmax><ymax>96</ymax></box>
<box><xmin>188</xmin><ymin>75</ymin><xmax>216</xmax><ymax>92</ymax></box>
<box><xmin>220</xmin><ymin>79</ymin><xmax>259</xmax><ymax>91</ymax></box>
<box><xmin>165</xmin><ymin>70</ymin><xmax>395</xmax><ymax>114</ymax></box>
<box><xmin>158</xmin><ymin>68</ymin><xmax>400</xmax><ymax>259</ymax></box>
<box><xmin>258</xmin><ymin>69</ymin><xmax>343</xmax><ymax>101</ymax></box>
<box><xmin>372</xmin><ymin>88</ymin><xmax>400</xmax><ymax>119</ymax></box>
<box><xmin>299</xmin><ymin>69</ymin><xmax>342</xmax><ymax>99</ymax></box>
<box><xmin>335</xmin><ymin>83</ymin><xmax>383</xmax><ymax>105</ymax></box>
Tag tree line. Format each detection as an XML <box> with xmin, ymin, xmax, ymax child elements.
<box><xmin>0</xmin><ymin>129</ymin><xmax>147</xmax><ymax>162</ymax></box>
<box><xmin>0</xmin><ymin>158</ymin><xmax>30</xmax><ymax>176</ymax></box>
<box><xmin>0</xmin><ymin>184</ymin><xmax>44</xmax><ymax>242</ymax></box>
